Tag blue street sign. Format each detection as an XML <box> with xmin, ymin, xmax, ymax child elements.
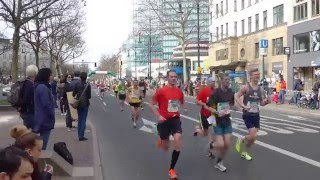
<box><xmin>259</xmin><ymin>40</ymin><xmax>268</xmax><ymax>48</ymax></box>
<box><xmin>228</xmin><ymin>73</ymin><xmax>247</xmax><ymax>77</ymax></box>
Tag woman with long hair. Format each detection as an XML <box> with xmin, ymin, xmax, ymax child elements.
<box><xmin>33</xmin><ymin>68</ymin><xmax>55</xmax><ymax>150</ymax></box>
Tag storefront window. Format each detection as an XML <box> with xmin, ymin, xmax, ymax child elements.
<box><xmin>192</xmin><ymin>61</ymin><xmax>204</xmax><ymax>71</ymax></box>
<box><xmin>294</xmin><ymin>32</ymin><xmax>310</xmax><ymax>54</ymax></box>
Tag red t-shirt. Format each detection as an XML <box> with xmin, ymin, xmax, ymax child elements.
<box><xmin>152</xmin><ymin>86</ymin><xmax>184</xmax><ymax>120</ymax></box>
<box><xmin>196</xmin><ymin>87</ymin><xmax>214</xmax><ymax>118</ymax></box>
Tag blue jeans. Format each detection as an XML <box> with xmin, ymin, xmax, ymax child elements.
<box><xmin>77</xmin><ymin>106</ymin><xmax>89</xmax><ymax>139</ymax></box>
<box><xmin>279</xmin><ymin>90</ymin><xmax>286</xmax><ymax>104</ymax></box>
<box><xmin>20</xmin><ymin>113</ymin><xmax>35</xmax><ymax>129</ymax></box>
<box><xmin>40</xmin><ymin>130</ymin><xmax>51</xmax><ymax>150</ymax></box>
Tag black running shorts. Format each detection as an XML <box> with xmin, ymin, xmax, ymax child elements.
<box><xmin>118</xmin><ymin>94</ymin><xmax>126</xmax><ymax>100</ymax></box>
<box><xmin>157</xmin><ymin>117</ymin><xmax>182</xmax><ymax>140</ymax></box>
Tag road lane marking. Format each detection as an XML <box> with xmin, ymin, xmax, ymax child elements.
<box><xmin>110</xmin><ymin>94</ymin><xmax>115</xmax><ymax>97</ymax></box>
<box><xmin>180</xmin><ymin>114</ymin><xmax>320</xmax><ymax>168</ymax></box>
<box><xmin>185</xmin><ymin>101</ymin><xmax>196</xmax><ymax>104</ymax></box>
<box><xmin>103</xmin><ymin>102</ymin><xmax>106</xmax><ymax>106</ymax></box>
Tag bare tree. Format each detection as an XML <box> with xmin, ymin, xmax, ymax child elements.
<box><xmin>0</xmin><ymin>0</ymin><xmax>60</xmax><ymax>81</ymax></box>
<box><xmin>98</xmin><ymin>54</ymin><xmax>119</xmax><ymax>74</ymax></box>
<box><xmin>42</xmin><ymin>0</ymin><xmax>86</xmax><ymax>77</ymax></box>
<box><xmin>139</xmin><ymin>0</ymin><xmax>210</xmax><ymax>83</ymax></box>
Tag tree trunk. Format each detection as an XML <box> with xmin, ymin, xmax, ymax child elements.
<box><xmin>11</xmin><ymin>27</ymin><xmax>21</xmax><ymax>82</ymax></box>
<box><xmin>35</xmin><ymin>51</ymin><xmax>39</xmax><ymax>67</ymax></box>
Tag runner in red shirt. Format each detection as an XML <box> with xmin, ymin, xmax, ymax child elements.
<box><xmin>150</xmin><ymin>69</ymin><xmax>187</xmax><ymax>179</ymax></box>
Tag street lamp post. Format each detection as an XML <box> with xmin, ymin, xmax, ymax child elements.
<box><xmin>197</xmin><ymin>1</ymin><xmax>201</xmax><ymax>79</ymax></box>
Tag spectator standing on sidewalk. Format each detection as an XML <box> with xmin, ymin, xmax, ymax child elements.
<box><xmin>73</xmin><ymin>72</ymin><xmax>91</xmax><ymax>141</ymax></box>
<box><xmin>0</xmin><ymin>146</ymin><xmax>34</xmax><ymax>180</ymax></box>
<box><xmin>20</xmin><ymin>65</ymin><xmax>38</xmax><ymax>129</ymax></box>
<box><xmin>278</xmin><ymin>76</ymin><xmax>287</xmax><ymax>104</ymax></box>
<box><xmin>33</xmin><ymin>68</ymin><xmax>55</xmax><ymax>150</ymax></box>
<box><xmin>10</xmin><ymin>125</ymin><xmax>53</xmax><ymax>180</ymax></box>
<box><xmin>292</xmin><ymin>75</ymin><xmax>303</xmax><ymax>104</ymax></box>
<box><xmin>51</xmin><ymin>77</ymin><xmax>58</xmax><ymax>108</ymax></box>
<box><xmin>64</xmin><ymin>72</ymin><xmax>81</xmax><ymax>131</ymax></box>
<box><xmin>57</xmin><ymin>75</ymin><xmax>68</xmax><ymax>116</ymax></box>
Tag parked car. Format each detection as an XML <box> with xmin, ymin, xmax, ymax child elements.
<box><xmin>2</xmin><ymin>86</ymin><xmax>11</xmax><ymax>96</ymax></box>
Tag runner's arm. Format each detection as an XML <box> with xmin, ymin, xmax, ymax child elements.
<box><xmin>235</xmin><ymin>85</ymin><xmax>248</xmax><ymax>109</ymax></box>
<box><xmin>205</xmin><ymin>94</ymin><xmax>217</xmax><ymax>114</ymax></box>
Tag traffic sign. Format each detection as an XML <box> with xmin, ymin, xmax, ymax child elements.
<box><xmin>284</xmin><ymin>47</ymin><xmax>290</xmax><ymax>55</ymax></box>
<box><xmin>259</xmin><ymin>40</ymin><xmax>268</xmax><ymax>48</ymax></box>
<box><xmin>260</xmin><ymin>48</ymin><xmax>267</xmax><ymax>56</ymax></box>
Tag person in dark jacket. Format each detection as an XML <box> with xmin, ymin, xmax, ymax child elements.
<box><xmin>64</xmin><ymin>72</ymin><xmax>81</xmax><ymax>130</ymax></box>
<box><xmin>73</xmin><ymin>72</ymin><xmax>91</xmax><ymax>141</ymax></box>
<box><xmin>10</xmin><ymin>125</ymin><xmax>53</xmax><ymax>180</ymax></box>
<box><xmin>33</xmin><ymin>68</ymin><xmax>55</xmax><ymax>150</ymax></box>
<box><xmin>50</xmin><ymin>77</ymin><xmax>58</xmax><ymax>108</ymax></box>
<box><xmin>20</xmin><ymin>65</ymin><xmax>38</xmax><ymax>129</ymax></box>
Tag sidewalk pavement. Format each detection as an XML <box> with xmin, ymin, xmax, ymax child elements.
<box><xmin>0</xmin><ymin>109</ymin><xmax>102</xmax><ymax>180</ymax></box>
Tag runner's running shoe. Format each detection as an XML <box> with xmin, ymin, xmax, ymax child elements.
<box><xmin>235</xmin><ymin>137</ymin><xmax>243</xmax><ymax>153</ymax></box>
<box><xmin>214</xmin><ymin>161</ymin><xmax>227</xmax><ymax>172</ymax></box>
<box><xmin>241</xmin><ymin>152</ymin><xmax>252</xmax><ymax>161</ymax></box>
<box><xmin>168</xmin><ymin>168</ymin><xmax>178</xmax><ymax>179</ymax></box>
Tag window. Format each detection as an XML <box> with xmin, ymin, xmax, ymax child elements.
<box><xmin>221</xmin><ymin>25</ymin><xmax>224</xmax><ymax>38</ymax></box>
<box><xmin>210</xmin><ymin>33</ymin><xmax>213</xmax><ymax>42</ymax></box>
<box><xmin>210</xmin><ymin>12</ymin><xmax>213</xmax><ymax>25</ymax></box>
<box><xmin>294</xmin><ymin>3</ymin><xmax>308</xmax><ymax>21</ymax></box>
<box><xmin>216</xmin><ymin>27</ymin><xmax>219</xmax><ymax>40</ymax></box>
<box><xmin>241</xmin><ymin>0</ymin><xmax>245</xmax><ymax>9</ymax></box>
<box><xmin>216</xmin><ymin>48</ymin><xmax>229</xmax><ymax>60</ymax></box>
<box><xmin>255</xmin><ymin>13</ymin><xmax>259</xmax><ymax>31</ymax></box>
<box><xmin>272</xmin><ymin>37</ymin><xmax>284</xmax><ymax>55</ymax></box>
<box><xmin>312</xmin><ymin>0</ymin><xmax>320</xmax><ymax>16</ymax></box>
<box><xmin>255</xmin><ymin>43</ymin><xmax>259</xmax><ymax>58</ymax></box>
<box><xmin>234</xmin><ymin>0</ymin><xmax>237</xmax><ymax>11</ymax></box>
<box><xmin>255</xmin><ymin>0</ymin><xmax>259</xmax><ymax>3</ymax></box>
<box><xmin>216</xmin><ymin>4</ymin><xmax>219</xmax><ymax>18</ymax></box>
<box><xmin>226</xmin><ymin>23</ymin><xmax>229</xmax><ymax>37</ymax></box>
<box><xmin>248</xmin><ymin>17</ymin><xmax>252</xmax><ymax>33</ymax></box>
<box><xmin>263</xmin><ymin>10</ymin><xmax>267</xmax><ymax>28</ymax></box>
<box><xmin>241</xmin><ymin>19</ymin><xmax>245</xmax><ymax>35</ymax></box>
<box><xmin>221</xmin><ymin>1</ymin><xmax>224</xmax><ymax>16</ymax></box>
<box><xmin>273</xmin><ymin>4</ymin><xmax>284</xmax><ymax>25</ymax></box>
<box><xmin>226</xmin><ymin>0</ymin><xmax>229</xmax><ymax>13</ymax></box>
<box><xmin>248</xmin><ymin>0</ymin><xmax>251</xmax><ymax>7</ymax></box>
<box><xmin>294</xmin><ymin>30</ymin><xmax>320</xmax><ymax>53</ymax></box>
<box><xmin>234</xmin><ymin>21</ymin><xmax>237</xmax><ymax>36</ymax></box>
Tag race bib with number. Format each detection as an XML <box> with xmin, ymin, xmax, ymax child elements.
<box><xmin>247</xmin><ymin>101</ymin><xmax>259</xmax><ymax>113</ymax></box>
<box><xmin>167</xmin><ymin>100</ymin><xmax>179</xmax><ymax>112</ymax></box>
<box><xmin>207</xmin><ymin>115</ymin><xmax>216</xmax><ymax>126</ymax></box>
<box><xmin>217</xmin><ymin>102</ymin><xmax>231</xmax><ymax>115</ymax></box>
<box><xmin>140</xmin><ymin>87</ymin><xmax>145</xmax><ymax>91</ymax></box>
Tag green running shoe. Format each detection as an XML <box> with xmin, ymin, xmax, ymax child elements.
<box><xmin>241</xmin><ymin>152</ymin><xmax>253</xmax><ymax>161</ymax></box>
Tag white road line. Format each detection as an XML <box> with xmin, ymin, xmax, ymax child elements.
<box><xmin>180</xmin><ymin>114</ymin><xmax>320</xmax><ymax>168</ymax></box>
<box><xmin>110</xmin><ymin>94</ymin><xmax>115</xmax><ymax>97</ymax></box>
<box><xmin>103</xmin><ymin>102</ymin><xmax>106</xmax><ymax>106</ymax></box>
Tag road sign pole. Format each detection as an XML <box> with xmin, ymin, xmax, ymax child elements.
<box><xmin>262</xmin><ymin>55</ymin><xmax>265</xmax><ymax>81</ymax></box>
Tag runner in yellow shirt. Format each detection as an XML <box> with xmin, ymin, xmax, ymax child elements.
<box><xmin>127</xmin><ymin>80</ymin><xmax>142</xmax><ymax>128</ymax></box>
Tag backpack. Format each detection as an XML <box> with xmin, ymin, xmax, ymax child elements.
<box><xmin>7</xmin><ymin>78</ymin><xmax>27</xmax><ymax>109</ymax></box>
<box><xmin>53</xmin><ymin>142</ymin><xmax>73</xmax><ymax>165</ymax></box>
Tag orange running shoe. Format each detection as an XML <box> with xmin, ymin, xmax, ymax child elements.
<box><xmin>168</xmin><ymin>169</ymin><xmax>178</xmax><ymax>179</ymax></box>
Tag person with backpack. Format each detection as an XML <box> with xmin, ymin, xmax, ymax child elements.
<box><xmin>15</xmin><ymin>65</ymin><xmax>38</xmax><ymax>129</ymax></box>
<box><xmin>33</xmin><ymin>68</ymin><xmax>55</xmax><ymax>150</ymax></box>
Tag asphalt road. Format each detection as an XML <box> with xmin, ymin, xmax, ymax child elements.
<box><xmin>88</xmin><ymin>88</ymin><xmax>320</xmax><ymax>180</ymax></box>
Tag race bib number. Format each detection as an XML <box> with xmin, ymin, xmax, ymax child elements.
<box><xmin>140</xmin><ymin>87</ymin><xmax>145</xmax><ymax>91</ymax></box>
<box><xmin>217</xmin><ymin>102</ymin><xmax>231</xmax><ymax>115</ymax></box>
<box><xmin>248</xmin><ymin>101</ymin><xmax>259</xmax><ymax>113</ymax></box>
<box><xmin>119</xmin><ymin>90</ymin><xmax>126</xmax><ymax>95</ymax></box>
<box><xmin>168</xmin><ymin>100</ymin><xmax>179</xmax><ymax>112</ymax></box>
<box><xmin>207</xmin><ymin>115</ymin><xmax>216</xmax><ymax>126</ymax></box>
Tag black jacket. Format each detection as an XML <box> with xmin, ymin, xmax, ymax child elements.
<box><xmin>21</xmin><ymin>78</ymin><xmax>35</xmax><ymax>114</ymax></box>
<box><xmin>73</xmin><ymin>81</ymin><xmax>91</xmax><ymax>108</ymax></box>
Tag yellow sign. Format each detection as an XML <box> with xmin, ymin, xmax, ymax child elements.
<box><xmin>197</xmin><ymin>67</ymin><xmax>202</xmax><ymax>74</ymax></box>
<box><xmin>204</xmin><ymin>58</ymin><xmax>210</xmax><ymax>70</ymax></box>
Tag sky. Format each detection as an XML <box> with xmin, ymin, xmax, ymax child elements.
<box><xmin>84</xmin><ymin>0</ymin><xmax>132</xmax><ymax>65</ymax></box>
<box><xmin>0</xmin><ymin>0</ymin><xmax>133</xmax><ymax>68</ymax></box>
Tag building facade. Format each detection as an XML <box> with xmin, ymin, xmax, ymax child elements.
<box><xmin>208</xmin><ymin>0</ymin><xmax>290</xmax><ymax>90</ymax></box>
<box><xmin>287</xmin><ymin>0</ymin><xmax>320</xmax><ymax>90</ymax></box>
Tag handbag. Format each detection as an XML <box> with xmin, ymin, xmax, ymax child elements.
<box><xmin>70</xmin><ymin>82</ymin><xmax>89</xmax><ymax>109</ymax></box>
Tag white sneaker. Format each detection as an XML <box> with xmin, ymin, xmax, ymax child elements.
<box><xmin>67</xmin><ymin>128</ymin><xmax>72</xmax><ymax>132</ymax></box>
<box><xmin>61</xmin><ymin>113</ymin><xmax>64</xmax><ymax>116</ymax></box>
<box><xmin>214</xmin><ymin>161</ymin><xmax>227</xmax><ymax>172</ymax></box>
<box><xmin>133</xmin><ymin>122</ymin><xmax>137</xmax><ymax>128</ymax></box>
